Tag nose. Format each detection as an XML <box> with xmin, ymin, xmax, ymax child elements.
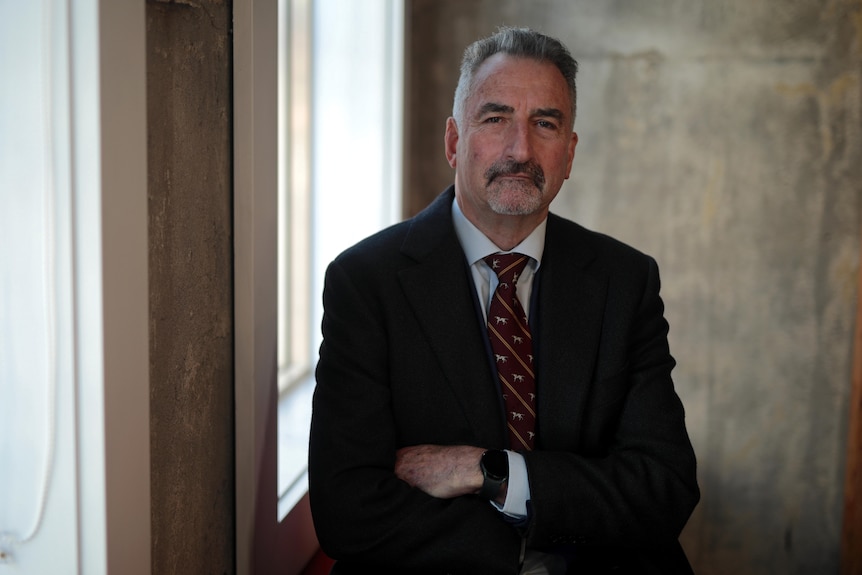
<box><xmin>505</xmin><ymin>121</ymin><xmax>534</xmax><ymax>162</ymax></box>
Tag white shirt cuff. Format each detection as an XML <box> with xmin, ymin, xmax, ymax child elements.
<box><xmin>491</xmin><ymin>450</ymin><xmax>530</xmax><ymax>518</ymax></box>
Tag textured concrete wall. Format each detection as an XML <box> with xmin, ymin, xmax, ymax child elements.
<box><xmin>146</xmin><ymin>1</ymin><xmax>235</xmax><ymax>573</ymax></box>
<box><xmin>407</xmin><ymin>1</ymin><xmax>862</xmax><ymax>573</ymax></box>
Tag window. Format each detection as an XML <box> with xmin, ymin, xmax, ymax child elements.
<box><xmin>276</xmin><ymin>0</ymin><xmax>314</xmax><ymax>516</ymax></box>
<box><xmin>0</xmin><ymin>3</ymin><xmax>77</xmax><ymax>567</ymax></box>
<box><xmin>278</xmin><ymin>0</ymin><xmax>312</xmax><ymax>394</ymax></box>
<box><xmin>0</xmin><ymin>1</ymin><xmax>149</xmax><ymax>572</ymax></box>
<box><xmin>277</xmin><ymin>0</ymin><xmax>404</xmax><ymax>517</ymax></box>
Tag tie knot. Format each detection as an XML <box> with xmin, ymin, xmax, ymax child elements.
<box><xmin>484</xmin><ymin>253</ymin><xmax>529</xmax><ymax>285</ymax></box>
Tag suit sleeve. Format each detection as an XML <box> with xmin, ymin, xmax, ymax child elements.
<box><xmin>523</xmin><ymin>256</ymin><xmax>700</xmax><ymax>550</ymax></box>
<box><xmin>308</xmin><ymin>258</ymin><xmax>523</xmax><ymax>573</ymax></box>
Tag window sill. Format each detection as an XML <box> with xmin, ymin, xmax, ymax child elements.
<box><xmin>277</xmin><ymin>373</ymin><xmax>315</xmax><ymax>520</ymax></box>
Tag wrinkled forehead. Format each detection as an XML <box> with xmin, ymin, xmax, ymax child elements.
<box><xmin>468</xmin><ymin>54</ymin><xmax>573</xmax><ymax>121</ymax></box>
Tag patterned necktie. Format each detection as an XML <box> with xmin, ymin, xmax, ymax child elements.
<box><xmin>484</xmin><ymin>253</ymin><xmax>536</xmax><ymax>451</ymax></box>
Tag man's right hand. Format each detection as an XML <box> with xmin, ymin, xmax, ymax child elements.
<box><xmin>394</xmin><ymin>444</ymin><xmax>487</xmax><ymax>499</ymax></box>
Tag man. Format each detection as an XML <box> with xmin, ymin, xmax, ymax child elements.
<box><xmin>309</xmin><ymin>27</ymin><xmax>699</xmax><ymax>574</ymax></box>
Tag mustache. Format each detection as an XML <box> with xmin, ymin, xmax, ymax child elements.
<box><xmin>484</xmin><ymin>160</ymin><xmax>545</xmax><ymax>189</ymax></box>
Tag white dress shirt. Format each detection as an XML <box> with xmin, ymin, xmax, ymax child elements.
<box><xmin>451</xmin><ymin>197</ymin><xmax>546</xmax><ymax>519</ymax></box>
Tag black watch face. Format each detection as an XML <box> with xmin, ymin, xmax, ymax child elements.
<box><xmin>483</xmin><ymin>450</ymin><xmax>508</xmax><ymax>481</ymax></box>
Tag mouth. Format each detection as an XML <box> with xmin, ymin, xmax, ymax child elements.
<box><xmin>485</xmin><ymin>161</ymin><xmax>545</xmax><ymax>190</ymax></box>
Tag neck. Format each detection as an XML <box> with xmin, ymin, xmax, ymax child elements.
<box><xmin>456</xmin><ymin>194</ymin><xmax>545</xmax><ymax>251</ymax></box>
<box><xmin>483</xmin><ymin>223</ymin><xmax>537</xmax><ymax>252</ymax></box>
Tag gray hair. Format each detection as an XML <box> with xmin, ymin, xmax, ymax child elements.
<box><xmin>452</xmin><ymin>27</ymin><xmax>578</xmax><ymax>128</ymax></box>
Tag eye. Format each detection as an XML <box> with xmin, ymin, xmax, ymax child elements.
<box><xmin>484</xmin><ymin>116</ymin><xmax>503</xmax><ymax>124</ymax></box>
<box><xmin>536</xmin><ymin>119</ymin><xmax>558</xmax><ymax>130</ymax></box>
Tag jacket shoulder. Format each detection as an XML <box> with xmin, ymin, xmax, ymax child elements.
<box><xmin>546</xmin><ymin>212</ymin><xmax>657</xmax><ymax>272</ymax></box>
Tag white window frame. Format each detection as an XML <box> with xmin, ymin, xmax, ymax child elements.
<box><xmin>233</xmin><ymin>0</ymin><xmax>280</xmax><ymax>573</ymax></box>
<box><xmin>278</xmin><ymin>0</ymin><xmax>312</xmax><ymax>395</ymax></box>
<box><xmin>78</xmin><ymin>4</ymin><xmax>150</xmax><ymax>572</ymax></box>
<box><xmin>234</xmin><ymin>0</ymin><xmax>403</xmax><ymax>572</ymax></box>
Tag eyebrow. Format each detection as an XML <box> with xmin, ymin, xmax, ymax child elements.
<box><xmin>476</xmin><ymin>102</ymin><xmax>565</xmax><ymax>121</ymax></box>
<box><xmin>533</xmin><ymin>107</ymin><xmax>565</xmax><ymax>121</ymax></box>
<box><xmin>476</xmin><ymin>102</ymin><xmax>514</xmax><ymax>117</ymax></box>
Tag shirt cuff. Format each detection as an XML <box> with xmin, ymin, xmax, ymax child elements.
<box><xmin>491</xmin><ymin>450</ymin><xmax>530</xmax><ymax>518</ymax></box>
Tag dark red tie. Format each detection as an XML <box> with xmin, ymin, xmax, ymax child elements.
<box><xmin>484</xmin><ymin>253</ymin><xmax>536</xmax><ymax>451</ymax></box>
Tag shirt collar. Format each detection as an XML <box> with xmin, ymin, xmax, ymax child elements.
<box><xmin>451</xmin><ymin>196</ymin><xmax>546</xmax><ymax>267</ymax></box>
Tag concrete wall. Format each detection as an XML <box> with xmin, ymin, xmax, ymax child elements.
<box><xmin>406</xmin><ymin>1</ymin><xmax>862</xmax><ymax>573</ymax></box>
<box><xmin>146</xmin><ymin>1</ymin><xmax>235</xmax><ymax>573</ymax></box>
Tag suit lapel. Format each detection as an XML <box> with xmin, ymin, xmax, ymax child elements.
<box><xmin>535</xmin><ymin>215</ymin><xmax>607</xmax><ymax>451</ymax></box>
<box><xmin>394</xmin><ymin>194</ymin><xmax>609</xmax><ymax>450</ymax></box>
<box><xmin>397</xmin><ymin>189</ymin><xmax>508</xmax><ymax>448</ymax></box>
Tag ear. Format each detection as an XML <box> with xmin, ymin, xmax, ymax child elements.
<box><xmin>444</xmin><ymin>117</ymin><xmax>459</xmax><ymax>169</ymax></box>
<box><xmin>564</xmin><ymin>131</ymin><xmax>578</xmax><ymax>179</ymax></box>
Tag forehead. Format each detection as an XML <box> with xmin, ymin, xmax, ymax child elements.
<box><xmin>468</xmin><ymin>53</ymin><xmax>571</xmax><ymax>116</ymax></box>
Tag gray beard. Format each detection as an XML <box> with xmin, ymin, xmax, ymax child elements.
<box><xmin>486</xmin><ymin>183</ymin><xmax>543</xmax><ymax>215</ymax></box>
<box><xmin>483</xmin><ymin>159</ymin><xmax>546</xmax><ymax>215</ymax></box>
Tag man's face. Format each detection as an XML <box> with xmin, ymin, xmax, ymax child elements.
<box><xmin>445</xmin><ymin>53</ymin><xmax>578</xmax><ymax>221</ymax></box>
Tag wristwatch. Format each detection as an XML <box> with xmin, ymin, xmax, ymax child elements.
<box><xmin>478</xmin><ymin>449</ymin><xmax>509</xmax><ymax>500</ymax></box>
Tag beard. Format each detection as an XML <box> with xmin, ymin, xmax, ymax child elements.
<box><xmin>484</xmin><ymin>159</ymin><xmax>546</xmax><ymax>215</ymax></box>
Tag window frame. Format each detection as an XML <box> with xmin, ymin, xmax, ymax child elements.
<box><xmin>233</xmin><ymin>0</ymin><xmax>280</xmax><ymax>572</ymax></box>
<box><xmin>234</xmin><ymin>1</ymin><xmax>404</xmax><ymax>572</ymax></box>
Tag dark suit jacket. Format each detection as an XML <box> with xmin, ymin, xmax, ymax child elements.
<box><xmin>309</xmin><ymin>187</ymin><xmax>699</xmax><ymax>574</ymax></box>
